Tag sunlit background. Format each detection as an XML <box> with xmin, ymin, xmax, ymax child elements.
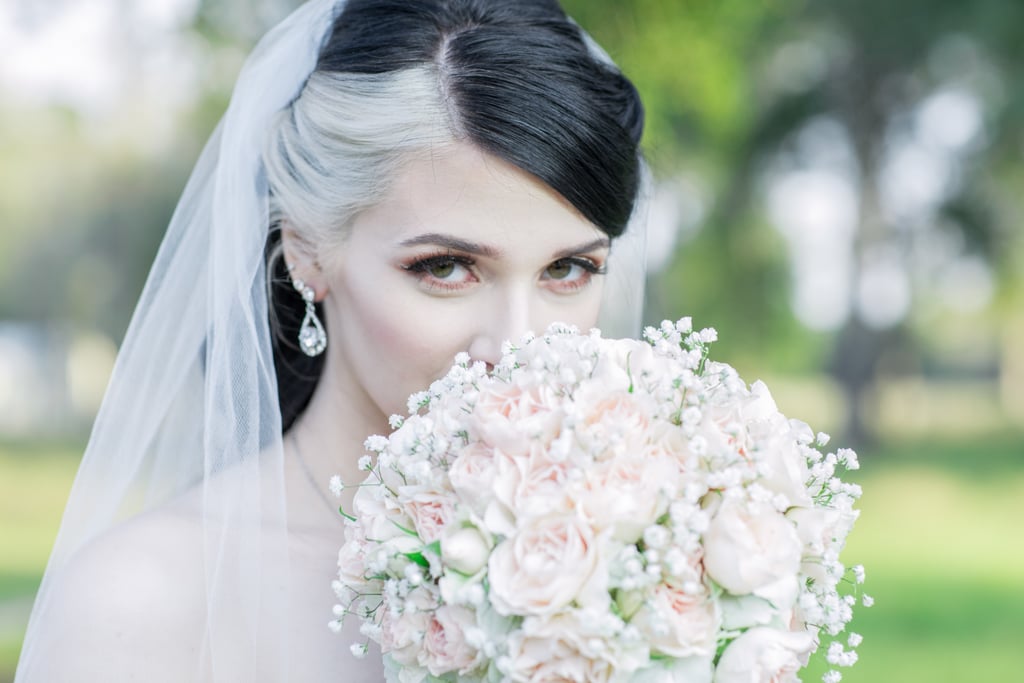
<box><xmin>1</xmin><ymin>0</ymin><xmax>1022</xmax><ymax>680</ymax></box>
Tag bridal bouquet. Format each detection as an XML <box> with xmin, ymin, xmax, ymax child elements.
<box><xmin>331</xmin><ymin>319</ymin><xmax>867</xmax><ymax>683</ymax></box>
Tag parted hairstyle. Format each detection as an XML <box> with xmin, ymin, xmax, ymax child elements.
<box><xmin>263</xmin><ymin>0</ymin><xmax>645</xmax><ymax>431</ymax></box>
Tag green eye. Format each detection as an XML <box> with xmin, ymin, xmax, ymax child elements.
<box><xmin>547</xmin><ymin>260</ymin><xmax>573</xmax><ymax>280</ymax></box>
<box><xmin>429</xmin><ymin>261</ymin><xmax>456</xmax><ymax>278</ymax></box>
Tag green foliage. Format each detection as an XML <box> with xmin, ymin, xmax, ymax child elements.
<box><xmin>562</xmin><ymin>0</ymin><xmax>796</xmax><ymax>170</ymax></box>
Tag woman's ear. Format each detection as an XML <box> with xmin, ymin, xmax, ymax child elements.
<box><xmin>281</xmin><ymin>223</ymin><xmax>328</xmax><ymax>301</ymax></box>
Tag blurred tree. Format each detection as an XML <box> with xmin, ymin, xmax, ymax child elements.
<box><xmin>562</xmin><ymin>0</ymin><xmax>811</xmax><ymax>372</ymax></box>
<box><xmin>4</xmin><ymin>0</ymin><xmax>1021</xmax><ymax>445</ymax></box>
<box><xmin>0</xmin><ymin>147</ymin><xmax>191</xmax><ymax>343</ymax></box>
<box><xmin>626</xmin><ymin>0</ymin><xmax>1024</xmax><ymax>444</ymax></box>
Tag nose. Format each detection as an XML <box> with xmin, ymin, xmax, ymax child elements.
<box><xmin>467</xmin><ymin>288</ymin><xmax>536</xmax><ymax>367</ymax></box>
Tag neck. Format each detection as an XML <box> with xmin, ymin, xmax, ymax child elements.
<box><xmin>285</xmin><ymin>346</ymin><xmax>391</xmax><ymax>520</ymax></box>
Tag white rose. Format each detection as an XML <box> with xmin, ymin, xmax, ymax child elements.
<box><xmin>703</xmin><ymin>499</ymin><xmax>802</xmax><ymax>598</ymax></box>
<box><xmin>399</xmin><ymin>486</ymin><xmax>458</xmax><ymax>544</ymax></box>
<box><xmin>743</xmin><ymin>381</ymin><xmax>779</xmax><ymax>421</ymax></box>
<box><xmin>630</xmin><ymin>581</ymin><xmax>719</xmax><ymax>658</ymax></box>
<box><xmin>713</xmin><ymin>627</ymin><xmax>816</xmax><ymax>683</ymax></box>
<box><xmin>352</xmin><ymin>484</ymin><xmax>414</xmax><ymax>543</ymax></box>
<box><xmin>488</xmin><ymin>514</ymin><xmax>606</xmax><ymax>616</ymax></box>
<box><xmin>742</xmin><ymin>382</ymin><xmax>813</xmax><ymax>508</ymax></box>
<box><xmin>787</xmin><ymin>506</ymin><xmax>844</xmax><ymax>583</ymax></box>
<box><xmin>754</xmin><ymin>440</ymin><xmax>814</xmax><ymax>508</ymax></box>
<box><xmin>719</xmin><ymin>594</ymin><xmax>779</xmax><ymax>632</ymax></box>
<box><xmin>593</xmin><ymin>339</ymin><xmax>658</xmax><ymax>393</ymax></box>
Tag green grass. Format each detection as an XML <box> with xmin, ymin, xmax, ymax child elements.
<box><xmin>801</xmin><ymin>434</ymin><xmax>1024</xmax><ymax>681</ymax></box>
<box><xmin>0</xmin><ymin>435</ymin><xmax>1022</xmax><ymax>682</ymax></box>
<box><xmin>0</xmin><ymin>441</ymin><xmax>79</xmax><ymax>587</ymax></box>
<box><xmin>0</xmin><ymin>441</ymin><xmax>80</xmax><ymax>683</ymax></box>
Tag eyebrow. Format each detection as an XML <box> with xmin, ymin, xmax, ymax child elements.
<box><xmin>399</xmin><ymin>233</ymin><xmax>611</xmax><ymax>260</ymax></box>
<box><xmin>399</xmin><ymin>233</ymin><xmax>501</xmax><ymax>258</ymax></box>
<box><xmin>552</xmin><ymin>237</ymin><xmax>611</xmax><ymax>260</ymax></box>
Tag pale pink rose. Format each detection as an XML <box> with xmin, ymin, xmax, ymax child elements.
<box><xmin>419</xmin><ymin>605</ymin><xmax>482</xmax><ymax>676</ymax></box>
<box><xmin>474</xmin><ymin>447</ymin><xmax>522</xmax><ymax>537</ymax></box>
<box><xmin>400</xmin><ymin>486</ymin><xmax>458</xmax><ymax>544</ymax></box>
<box><xmin>574</xmin><ymin>390</ymin><xmax>654</xmax><ymax>459</ymax></box>
<box><xmin>631</xmin><ymin>581</ymin><xmax>719</xmax><ymax>658</ymax></box>
<box><xmin>447</xmin><ymin>442</ymin><xmax>499</xmax><ymax>515</ymax></box>
<box><xmin>713</xmin><ymin>627</ymin><xmax>816</xmax><ymax>683</ymax></box>
<box><xmin>488</xmin><ymin>514</ymin><xmax>605</xmax><ymax>616</ymax></box>
<box><xmin>512</xmin><ymin>444</ymin><xmax>575</xmax><ymax>519</ymax></box>
<box><xmin>472</xmin><ymin>383</ymin><xmax>564</xmax><ymax>455</ymax></box>
<box><xmin>522</xmin><ymin>610</ymin><xmax>649</xmax><ymax>671</ymax></box>
<box><xmin>703</xmin><ymin>499</ymin><xmax>802</xmax><ymax>598</ymax></box>
<box><xmin>489</xmin><ymin>447</ymin><xmax>523</xmax><ymax>512</ymax></box>
<box><xmin>644</xmin><ymin>421</ymin><xmax>693</xmax><ymax>468</ymax></box>
<box><xmin>506</xmin><ymin>614</ymin><xmax>618</xmax><ymax>683</ymax></box>
<box><xmin>577</xmin><ymin>451</ymin><xmax>677</xmax><ymax>542</ymax></box>
<box><xmin>380</xmin><ymin>587</ymin><xmax>438</xmax><ymax>666</ymax></box>
<box><xmin>337</xmin><ymin>526</ymin><xmax>378</xmax><ymax>591</ymax></box>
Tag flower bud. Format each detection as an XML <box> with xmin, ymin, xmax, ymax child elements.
<box><xmin>441</xmin><ymin>526</ymin><xmax>490</xmax><ymax>575</ymax></box>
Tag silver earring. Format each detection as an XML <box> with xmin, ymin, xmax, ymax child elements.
<box><xmin>291</xmin><ymin>275</ymin><xmax>327</xmax><ymax>357</ymax></box>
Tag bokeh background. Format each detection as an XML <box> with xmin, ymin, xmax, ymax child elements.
<box><xmin>1</xmin><ymin>0</ymin><xmax>1022</xmax><ymax>680</ymax></box>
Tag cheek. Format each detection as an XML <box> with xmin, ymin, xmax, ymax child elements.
<box><xmin>335</xmin><ymin>278</ymin><xmax>471</xmax><ymax>412</ymax></box>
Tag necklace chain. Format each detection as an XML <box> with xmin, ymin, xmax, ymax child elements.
<box><xmin>288</xmin><ymin>431</ymin><xmax>345</xmax><ymax>524</ymax></box>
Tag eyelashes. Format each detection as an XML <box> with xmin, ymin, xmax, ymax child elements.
<box><xmin>402</xmin><ymin>253</ymin><xmax>476</xmax><ymax>291</ymax></box>
<box><xmin>548</xmin><ymin>257</ymin><xmax>607</xmax><ymax>278</ymax></box>
<box><xmin>401</xmin><ymin>251</ymin><xmax>606</xmax><ymax>293</ymax></box>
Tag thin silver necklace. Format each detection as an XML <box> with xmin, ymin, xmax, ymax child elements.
<box><xmin>288</xmin><ymin>431</ymin><xmax>344</xmax><ymax>524</ymax></box>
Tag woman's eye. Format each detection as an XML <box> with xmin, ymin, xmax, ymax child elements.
<box><xmin>403</xmin><ymin>254</ymin><xmax>477</xmax><ymax>291</ymax></box>
<box><xmin>542</xmin><ymin>258</ymin><xmax>604</xmax><ymax>289</ymax></box>
<box><xmin>428</xmin><ymin>261</ymin><xmax>456</xmax><ymax>279</ymax></box>
<box><xmin>546</xmin><ymin>260</ymin><xmax>574</xmax><ymax>280</ymax></box>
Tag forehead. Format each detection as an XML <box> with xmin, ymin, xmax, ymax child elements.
<box><xmin>349</xmin><ymin>143</ymin><xmax>605</xmax><ymax>254</ymax></box>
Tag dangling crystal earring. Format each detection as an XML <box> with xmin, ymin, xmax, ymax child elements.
<box><xmin>290</xmin><ymin>272</ymin><xmax>327</xmax><ymax>357</ymax></box>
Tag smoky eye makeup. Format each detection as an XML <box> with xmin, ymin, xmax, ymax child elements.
<box><xmin>401</xmin><ymin>251</ymin><xmax>479</xmax><ymax>292</ymax></box>
<box><xmin>541</xmin><ymin>255</ymin><xmax>607</xmax><ymax>292</ymax></box>
<box><xmin>398</xmin><ymin>245</ymin><xmax>608</xmax><ymax>294</ymax></box>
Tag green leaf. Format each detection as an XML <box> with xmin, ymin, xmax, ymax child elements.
<box><xmin>404</xmin><ymin>551</ymin><xmax>430</xmax><ymax>568</ymax></box>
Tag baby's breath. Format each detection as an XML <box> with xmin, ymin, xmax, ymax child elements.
<box><xmin>330</xmin><ymin>318</ymin><xmax>864</xmax><ymax>682</ymax></box>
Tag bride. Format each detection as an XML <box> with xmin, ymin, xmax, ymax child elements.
<box><xmin>15</xmin><ymin>0</ymin><xmax>647</xmax><ymax>680</ymax></box>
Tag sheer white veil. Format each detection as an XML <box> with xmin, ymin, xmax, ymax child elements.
<box><xmin>14</xmin><ymin>0</ymin><xmax>648</xmax><ymax>680</ymax></box>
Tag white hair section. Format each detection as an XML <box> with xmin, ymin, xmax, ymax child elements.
<box><xmin>263</xmin><ymin>16</ymin><xmax>650</xmax><ymax>336</ymax></box>
<box><xmin>264</xmin><ymin>65</ymin><xmax>456</xmax><ymax>251</ymax></box>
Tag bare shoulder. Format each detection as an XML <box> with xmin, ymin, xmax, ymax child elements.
<box><xmin>32</xmin><ymin>503</ymin><xmax>206</xmax><ymax>681</ymax></box>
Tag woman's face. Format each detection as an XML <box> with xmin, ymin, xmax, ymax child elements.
<box><xmin>317</xmin><ymin>143</ymin><xmax>609</xmax><ymax>422</ymax></box>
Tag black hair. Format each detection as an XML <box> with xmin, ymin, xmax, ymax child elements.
<box><xmin>269</xmin><ymin>0</ymin><xmax>645</xmax><ymax>432</ymax></box>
